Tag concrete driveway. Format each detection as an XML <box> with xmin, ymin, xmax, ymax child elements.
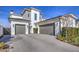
<box><xmin>8</xmin><ymin>34</ymin><xmax>79</xmax><ymax>52</ymax></box>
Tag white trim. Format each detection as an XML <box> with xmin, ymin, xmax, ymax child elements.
<box><xmin>11</xmin><ymin>21</ymin><xmax>29</xmax><ymax>35</ymax></box>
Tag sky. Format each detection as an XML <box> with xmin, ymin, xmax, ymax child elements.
<box><xmin>1</xmin><ymin>6</ymin><xmax>79</xmax><ymax>27</ymax></box>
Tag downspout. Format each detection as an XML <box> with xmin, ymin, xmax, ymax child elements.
<box><xmin>59</xmin><ymin>17</ymin><xmax>62</xmax><ymax>35</ymax></box>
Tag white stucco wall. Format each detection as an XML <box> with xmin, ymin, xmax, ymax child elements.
<box><xmin>11</xmin><ymin>21</ymin><xmax>29</xmax><ymax>35</ymax></box>
<box><xmin>30</xmin><ymin>9</ymin><xmax>41</xmax><ymax>34</ymax></box>
<box><xmin>22</xmin><ymin>11</ymin><xmax>31</xmax><ymax>20</ymax></box>
<box><xmin>68</xmin><ymin>17</ymin><xmax>76</xmax><ymax>27</ymax></box>
<box><xmin>55</xmin><ymin>21</ymin><xmax>60</xmax><ymax>35</ymax></box>
<box><xmin>60</xmin><ymin>17</ymin><xmax>76</xmax><ymax>28</ymax></box>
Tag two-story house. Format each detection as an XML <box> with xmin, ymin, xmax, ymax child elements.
<box><xmin>9</xmin><ymin>8</ymin><xmax>77</xmax><ymax>36</ymax></box>
<box><xmin>9</xmin><ymin>8</ymin><xmax>43</xmax><ymax>35</ymax></box>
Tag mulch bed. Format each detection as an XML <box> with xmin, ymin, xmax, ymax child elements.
<box><xmin>0</xmin><ymin>44</ymin><xmax>9</xmax><ymax>52</ymax></box>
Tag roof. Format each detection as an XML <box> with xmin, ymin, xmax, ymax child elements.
<box><xmin>37</xmin><ymin>14</ymin><xmax>77</xmax><ymax>25</ymax></box>
<box><xmin>37</xmin><ymin>16</ymin><xmax>60</xmax><ymax>25</ymax></box>
<box><xmin>9</xmin><ymin>15</ymin><xmax>23</xmax><ymax>19</ymax></box>
<box><xmin>9</xmin><ymin>14</ymin><xmax>31</xmax><ymax>23</ymax></box>
<box><xmin>63</xmin><ymin>14</ymin><xmax>78</xmax><ymax>19</ymax></box>
<box><xmin>21</xmin><ymin>7</ymin><xmax>40</xmax><ymax>15</ymax></box>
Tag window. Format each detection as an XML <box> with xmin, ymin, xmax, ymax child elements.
<box><xmin>34</xmin><ymin>13</ymin><xmax>37</xmax><ymax>20</ymax></box>
<box><xmin>56</xmin><ymin>22</ymin><xmax>59</xmax><ymax>26</ymax></box>
<box><xmin>28</xmin><ymin>13</ymin><xmax>29</xmax><ymax>17</ymax></box>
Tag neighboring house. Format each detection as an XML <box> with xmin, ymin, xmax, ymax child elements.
<box><xmin>60</xmin><ymin>14</ymin><xmax>77</xmax><ymax>28</ymax></box>
<box><xmin>37</xmin><ymin>14</ymin><xmax>77</xmax><ymax>35</ymax></box>
<box><xmin>9</xmin><ymin>8</ymin><xmax>44</xmax><ymax>35</ymax></box>
<box><xmin>0</xmin><ymin>24</ymin><xmax>3</xmax><ymax>37</ymax></box>
<box><xmin>9</xmin><ymin>7</ymin><xmax>78</xmax><ymax>36</ymax></box>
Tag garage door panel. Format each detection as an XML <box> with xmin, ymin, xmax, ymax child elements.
<box><xmin>40</xmin><ymin>24</ymin><xmax>55</xmax><ymax>35</ymax></box>
<box><xmin>15</xmin><ymin>24</ymin><xmax>25</xmax><ymax>34</ymax></box>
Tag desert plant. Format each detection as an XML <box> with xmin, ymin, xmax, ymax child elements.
<box><xmin>0</xmin><ymin>42</ymin><xmax>9</xmax><ymax>49</ymax></box>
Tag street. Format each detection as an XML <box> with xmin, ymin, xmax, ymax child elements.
<box><xmin>8</xmin><ymin>34</ymin><xmax>79</xmax><ymax>52</ymax></box>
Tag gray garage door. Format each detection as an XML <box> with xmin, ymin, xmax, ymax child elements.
<box><xmin>15</xmin><ymin>24</ymin><xmax>25</xmax><ymax>34</ymax></box>
<box><xmin>40</xmin><ymin>24</ymin><xmax>55</xmax><ymax>35</ymax></box>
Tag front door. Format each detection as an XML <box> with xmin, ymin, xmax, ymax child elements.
<box><xmin>33</xmin><ymin>28</ymin><xmax>38</xmax><ymax>33</ymax></box>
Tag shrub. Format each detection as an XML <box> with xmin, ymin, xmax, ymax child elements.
<box><xmin>0</xmin><ymin>42</ymin><xmax>5</xmax><ymax>49</ymax></box>
<box><xmin>57</xmin><ymin>27</ymin><xmax>79</xmax><ymax>45</ymax></box>
<box><xmin>74</xmin><ymin>37</ymin><xmax>79</xmax><ymax>45</ymax></box>
<box><xmin>0</xmin><ymin>42</ymin><xmax>9</xmax><ymax>49</ymax></box>
<box><xmin>61</xmin><ymin>27</ymin><xmax>79</xmax><ymax>42</ymax></box>
<box><xmin>57</xmin><ymin>35</ymin><xmax>64</xmax><ymax>41</ymax></box>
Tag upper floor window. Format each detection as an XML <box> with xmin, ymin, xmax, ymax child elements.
<box><xmin>34</xmin><ymin>13</ymin><xmax>37</xmax><ymax>20</ymax></box>
<box><xmin>28</xmin><ymin>13</ymin><xmax>30</xmax><ymax>17</ymax></box>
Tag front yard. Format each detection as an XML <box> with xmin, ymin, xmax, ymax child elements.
<box><xmin>0</xmin><ymin>35</ymin><xmax>14</xmax><ymax>52</ymax></box>
<box><xmin>0</xmin><ymin>42</ymin><xmax>9</xmax><ymax>52</ymax></box>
